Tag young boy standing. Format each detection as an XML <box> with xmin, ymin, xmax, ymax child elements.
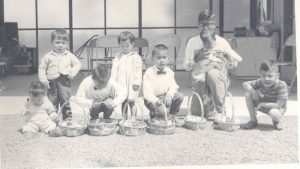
<box><xmin>22</xmin><ymin>82</ymin><xmax>58</xmax><ymax>138</ymax></box>
<box><xmin>111</xmin><ymin>31</ymin><xmax>142</xmax><ymax>119</ymax></box>
<box><xmin>242</xmin><ymin>60</ymin><xmax>288</xmax><ymax>130</ymax></box>
<box><xmin>76</xmin><ymin>65</ymin><xmax>126</xmax><ymax>121</ymax></box>
<box><xmin>143</xmin><ymin>44</ymin><xmax>184</xmax><ymax>119</ymax></box>
<box><xmin>38</xmin><ymin>29</ymin><xmax>81</xmax><ymax>120</ymax></box>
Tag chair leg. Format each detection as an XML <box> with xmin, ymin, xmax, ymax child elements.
<box><xmin>288</xmin><ymin>71</ymin><xmax>297</xmax><ymax>95</ymax></box>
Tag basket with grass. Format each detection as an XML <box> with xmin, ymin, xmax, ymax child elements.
<box><xmin>184</xmin><ymin>92</ymin><xmax>207</xmax><ymax>130</ymax></box>
<box><xmin>147</xmin><ymin>106</ymin><xmax>176</xmax><ymax>135</ymax></box>
<box><xmin>214</xmin><ymin>92</ymin><xmax>240</xmax><ymax>132</ymax></box>
<box><xmin>57</xmin><ymin>97</ymin><xmax>88</xmax><ymax>137</ymax></box>
<box><xmin>88</xmin><ymin>117</ymin><xmax>118</xmax><ymax>136</ymax></box>
<box><xmin>119</xmin><ymin>101</ymin><xmax>147</xmax><ymax>136</ymax></box>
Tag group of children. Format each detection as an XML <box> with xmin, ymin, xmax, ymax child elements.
<box><xmin>21</xmin><ymin>27</ymin><xmax>288</xmax><ymax>138</ymax></box>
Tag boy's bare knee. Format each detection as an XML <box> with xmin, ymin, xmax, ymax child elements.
<box><xmin>268</xmin><ymin>109</ymin><xmax>282</xmax><ymax>121</ymax></box>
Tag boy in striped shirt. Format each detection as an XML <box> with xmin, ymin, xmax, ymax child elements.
<box><xmin>242</xmin><ymin>60</ymin><xmax>288</xmax><ymax>130</ymax></box>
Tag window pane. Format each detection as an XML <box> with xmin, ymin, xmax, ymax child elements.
<box><xmin>142</xmin><ymin>0</ymin><xmax>174</xmax><ymax>27</ymax></box>
<box><xmin>73</xmin><ymin>30</ymin><xmax>104</xmax><ymax>70</ymax></box>
<box><xmin>107</xmin><ymin>0</ymin><xmax>138</xmax><ymax>27</ymax></box>
<box><xmin>4</xmin><ymin>0</ymin><xmax>35</xmax><ymax>28</ymax></box>
<box><xmin>19</xmin><ymin>31</ymin><xmax>36</xmax><ymax>47</ymax></box>
<box><xmin>176</xmin><ymin>28</ymin><xmax>199</xmax><ymax>69</ymax></box>
<box><xmin>213</xmin><ymin>0</ymin><xmax>220</xmax><ymax>27</ymax></box>
<box><xmin>176</xmin><ymin>0</ymin><xmax>209</xmax><ymax>27</ymax></box>
<box><xmin>38</xmin><ymin>0</ymin><xmax>69</xmax><ymax>28</ymax></box>
<box><xmin>73</xmin><ymin>0</ymin><xmax>104</xmax><ymax>28</ymax></box>
<box><xmin>224</xmin><ymin>0</ymin><xmax>250</xmax><ymax>31</ymax></box>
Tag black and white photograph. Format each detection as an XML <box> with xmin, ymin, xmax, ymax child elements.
<box><xmin>0</xmin><ymin>0</ymin><xmax>299</xmax><ymax>169</ymax></box>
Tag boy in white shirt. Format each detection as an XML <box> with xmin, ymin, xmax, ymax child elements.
<box><xmin>143</xmin><ymin>44</ymin><xmax>184</xmax><ymax>119</ymax></box>
<box><xmin>22</xmin><ymin>82</ymin><xmax>58</xmax><ymax>138</ymax></box>
<box><xmin>111</xmin><ymin>31</ymin><xmax>143</xmax><ymax>119</ymax></box>
<box><xmin>76</xmin><ymin>65</ymin><xmax>126</xmax><ymax>121</ymax></box>
<box><xmin>38</xmin><ymin>29</ymin><xmax>81</xmax><ymax>121</ymax></box>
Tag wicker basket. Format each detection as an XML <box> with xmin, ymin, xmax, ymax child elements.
<box><xmin>88</xmin><ymin>118</ymin><xmax>118</xmax><ymax>136</ymax></box>
<box><xmin>214</xmin><ymin>92</ymin><xmax>240</xmax><ymax>132</ymax></box>
<box><xmin>147</xmin><ymin>106</ymin><xmax>176</xmax><ymax>135</ymax></box>
<box><xmin>184</xmin><ymin>92</ymin><xmax>207</xmax><ymax>130</ymax></box>
<box><xmin>119</xmin><ymin>101</ymin><xmax>147</xmax><ymax>136</ymax></box>
<box><xmin>57</xmin><ymin>98</ymin><xmax>88</xmax><ymax>137</ymax></box>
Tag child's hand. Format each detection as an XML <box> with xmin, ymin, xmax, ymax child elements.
<box><xmin>165</xmin><ymin>94</ymin><xmax>172</xmax><ymax>107</ymax></box>
<box><xmin>187</xmin><ymin>62</ymin><xmax>194</xmax><ymax>70</ymax></box>
<box><xmin>24</xmin><ymin>111</ymin><xmax>31</xmax><ymax>116</ymax></box>
<box><xmin>103</xmin><ymin>100</ymin><xmax>114</xmax><ymax>110</ymax></box>
<box><xmin>49</xmin><ymin>113</ymin><xmax>58</xmax><ymax>121</ymax></box>
<box><xmin>155</xmin><ymin>99</ymin><xmax>163</xmax><ymax>107</ymax></box>
<box><xmin>67</xmin><ymin>74</ymin><xmax>74</xmax><ymax>80</ymax></box>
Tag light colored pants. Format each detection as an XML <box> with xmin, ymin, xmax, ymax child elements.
<box><xmin>22</xmin><ymin>119</ymin><xmax>56</xmax><ymax>133</ymax></box>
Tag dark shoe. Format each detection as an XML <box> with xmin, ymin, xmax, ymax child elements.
<box><xmin>273</xmin><ymin>120</ymin><xmax>283</xmax><ymax>130</ymax></box>
<box><xmin>241</xmin><ymin>121</ymin><xmax>258</xmax><ymax>129</ymax></box>
<box><xmin>206</xmin><ymin>111</ymin><xmax>217</xmax><ymax>121</ymax></box>
<box><xmin>213</xmin><ymin>112</ymin><xmax>226</xmax><ymax>125</ymax></box>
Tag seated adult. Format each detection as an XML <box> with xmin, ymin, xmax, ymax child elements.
<box><xmin>184</xmin><ymin>10</ymin><xmax>242</xmax><ymax>121</ymax></box>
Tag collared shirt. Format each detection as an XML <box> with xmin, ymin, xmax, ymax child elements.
<box><xmin>143</xmin><ymin>66</ymin><xmax>179</xmax><ymax>103</ymax></box>
<box><xmin>38</xmin><ymin>50</ymin><xmax>81</xmax><ymax>83</ymax></box>
<box><xmin>21</xmin><ymin>97</ymin><xmax>56</xmax><ymax>123</ymax></box>
<box><xmin>111</xmin><ymin>51</ymin><xmax>142</xmax><ymax>100</ymax></box>
<box><xmin>184</xmin><ymin>35</ymin><xmax>241</xmax><ymax>71</ymax></box>
<box><xmin>249</xmin><ymin>79</ymin><xmax>288</xmax><ymax>103</ymax></box>
<box><xmin>76</xmin><ymin>76</ymin><xmax>126</xmax><ymax>107</ymax></box>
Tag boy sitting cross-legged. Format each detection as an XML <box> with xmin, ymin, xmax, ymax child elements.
<box><xmin>143</xmin><ymin>44</ymin><xmax>184</xmax><ymax>119</ymax></box>
<box><xmin>241</xmin><ymin>60</ymin><xmax>288</xmax><ymax>130</ymax></box>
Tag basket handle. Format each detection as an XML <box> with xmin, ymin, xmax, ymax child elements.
<box><xmin>226</xmin><ymin>92</ymin><xmax>236</xmax><ymax>120</ymax></box>
<box><xmin>187</xmin><ymin>92</ymin><xmax>204</xmax><ymax>119</ymax></box>
<box><xmin>58</xmin><ymin>98</ymin><xmax>88</xmax><ymax>125</ymax></box>
<box><xmin>122</xmin><ymin>100</ymin><xmax>144</xmax><ymax>121</ymax></box>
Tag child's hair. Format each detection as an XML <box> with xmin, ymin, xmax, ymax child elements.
<box><xmin>200</xmin><ymin>29</ymin><xmax>216</xmax><ymax>43</ymax></box>
<box><xmin>198</xmin><ymin>10</ymin><xmax>215</xmax><ymax>24</ymax></box>
<box><xmin>118</xmin><ymin>31</ymin><xmax>135</xmax><ymax>44</ymax></box>
<box><xmin>260</xmin><ymin>60</ymin><xmax>279</xmax><ymax>73</ymax></box>
<box><xmin>152</xmin><ymin>44</ymin><xmax>168</xmax><ymax>57</ymax></box>
<box><xmin>51</xmin><ymin>29</ymin><xmax>69</xmax><ymax>42</ymax></box>
<box><xmin>91</xmin><ymin>64</ymin><xmax>111</xmax><ymax>83</ymax></box>
<box><xmin>29</xmin><ymin>81</ymin><xmax>46</xmax><ymax>95</ymax></box>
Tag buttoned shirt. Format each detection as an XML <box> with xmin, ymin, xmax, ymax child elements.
<box><xmin>38</xmin><ymin>50</ymin><xmax>81</xmax><ymax>83</ymax></box>
<box><xmin>143</xmin><ymin>66</ymin><xmax>179</xmax><ymax>103</ymax></box>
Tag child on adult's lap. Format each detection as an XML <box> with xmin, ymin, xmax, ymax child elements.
<box><xmin>242</xmin><ymin>60</ymin><xmax>288</xmax><ymax>130</ymax></box>
<box><xmin>21</xmin><ymin>82</ymin><xmax>58</xmax><ymax>138</ymax></box>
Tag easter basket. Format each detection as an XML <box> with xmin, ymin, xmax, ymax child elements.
<box><xmin>87</xmin><ymin>102</ymin><xmax>118</xmax><ymax>136</ymax></box>
<box><xmin>184</xmin><ymin>92</ymin><xmax>207</xmax><ymax>130</ymax></box>
<box><xmin>57</xmin><ymin>97</ymin><xmax>88</xmax><ymax>137</ymax></box>
<box><xmin>119</xmin><ymin>101</ymin><xmax>147</xmax><ymax>136</ymax></box>
<box><xmin>147</xmin><ymin>106</ymin><xmax>176</xmax><ymax>135</ymax></box>
<box><xmin>214</xmin><ymin>92</ymin><xmax>240</xmax><ymax>132</ymax></box>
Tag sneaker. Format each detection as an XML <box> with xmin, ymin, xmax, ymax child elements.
<box><xmin>206</xmin><ymin>111</ymin><xmax>217</xmax><ymax>121</ymax></box>
<box><xmin>273</xmin><ymin>121</ymin><xmax>283</xmax><ymax>130</ymax></box>
<box><xmin>241</xmin><ymin>121</ymin><xmax>258</xmax><ymax>129</ymax></box>
<box><xmin>213</xmin><ymin>112</ymin><xmax>226</xmax><ymax>125</ymax></box>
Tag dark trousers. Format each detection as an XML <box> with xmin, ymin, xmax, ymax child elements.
<box><xmin>144</xmin><ymin>92</ymin><xmax>184</xmax><ymax>119</ymax></box>
<box><xmin>90</xmin><ymin>101</ymin><xmax>114</xmax><ymax>120</ymax></box>
<box><xmin>191</xmin><ymin>69</ymin><xmax>228</xmax><ymax>116</ymax></box>
<box><xmin>48</xmin><ymin>74</ymin><xmax>71</xmax><ymax>120</ymax></box>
